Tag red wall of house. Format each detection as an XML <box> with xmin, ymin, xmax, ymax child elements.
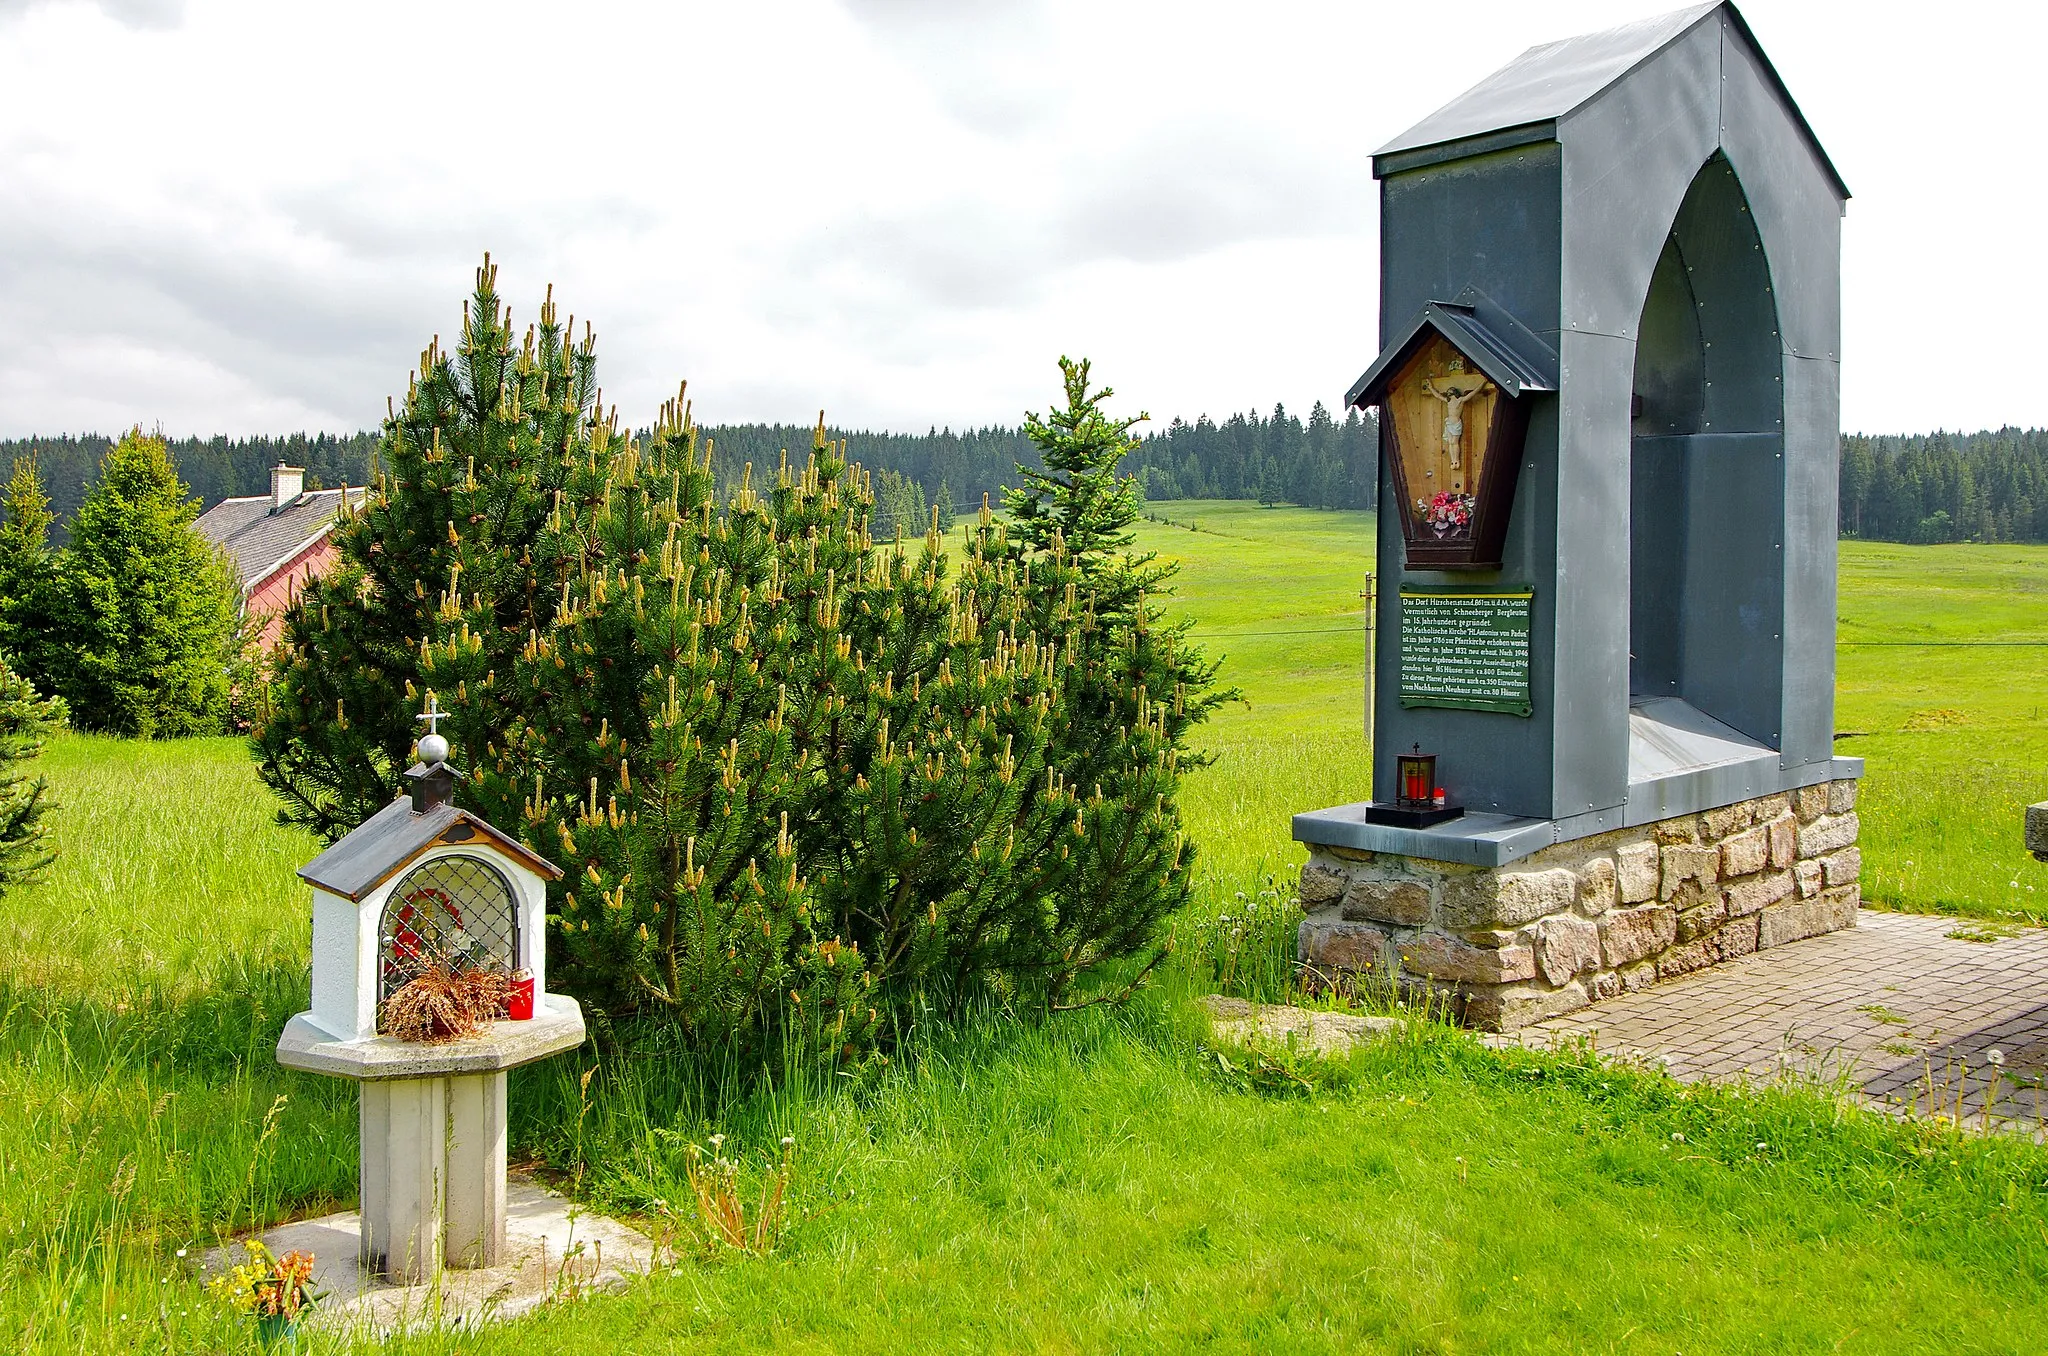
<box><xmin>246</xmin><ymin>536</ymin><xmax>341</xmax><ymax>651</ymax></box>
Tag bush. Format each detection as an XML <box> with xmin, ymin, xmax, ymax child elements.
<box><xmin>262</xmin><ymin>263</ymin><xmax>1228</xmax><ymax>1061</ymax></box>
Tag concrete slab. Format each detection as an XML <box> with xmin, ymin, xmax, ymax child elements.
<box><xmin>1200</xmin><ymin>994</ymin><xmax>1401</xmax><ymax>1056</ymax></box>
<box><xmin>201</xmin><ymin>1175</ymin><xmax>661</xmax><ymax>1335</ymax></box>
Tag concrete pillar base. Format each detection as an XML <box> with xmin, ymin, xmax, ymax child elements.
<box><xmin>358</xmin><ymin>1070</ymin><xmax>508</xmax><ymax>1281</ymax></box>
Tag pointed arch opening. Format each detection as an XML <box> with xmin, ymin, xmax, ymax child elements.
<box><xmin>1628</xmin><ymin>152</ymin><xmax>1786</xmax><ymax>764</ymax></box>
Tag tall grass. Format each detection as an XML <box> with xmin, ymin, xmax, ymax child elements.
<box><xmin>0</xmin><ymin>735</ymin><xmax>357</xmax><ymax>1352</ymax></box>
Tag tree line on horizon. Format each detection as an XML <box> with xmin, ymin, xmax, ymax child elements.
<box><xmin>6</xmin><ymin>418</ymin><xmax>2047</xmax><ymax>546</ymax></box>
<box><xmin>1838</xmin><ymin>429</ymin><xmax>2048</xmax><ymax>545</ymax></box>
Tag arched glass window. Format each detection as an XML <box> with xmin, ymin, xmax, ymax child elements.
<box><xmin>377</xmin><ymin>854</ymin><xmax>520</xmax><ymax>1014</ymax></box>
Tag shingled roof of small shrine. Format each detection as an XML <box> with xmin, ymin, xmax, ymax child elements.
<box><xmin>299</xmin><ymin>794</ymin><xmax>562</xmax><ymax>902</ymax></box>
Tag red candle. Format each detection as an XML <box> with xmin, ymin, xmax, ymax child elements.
<box><xmin>1404</xmin><ymin>766</ymin><xmax>1426</xmax><ymax>802</ymax></box>
<box><xmin>507</xmin><ymin>970</ymin><xmax>535</xmax><ymax>1021</ymax></box>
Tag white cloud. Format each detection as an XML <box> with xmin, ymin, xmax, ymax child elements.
<box><xmin>0</xmin><ymin>0</ymin><xmax>2040</xmax><ymax>437</ymax></box>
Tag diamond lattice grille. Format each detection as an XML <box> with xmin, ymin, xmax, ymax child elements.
<box><xmin>377</xmin><ymin>854</ymin><xmax>520</xmax><ymax>1015</ymax></box>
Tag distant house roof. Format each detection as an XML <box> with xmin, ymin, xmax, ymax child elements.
<box><xmin>194</xmin><ymin>487</ymin><xmax>366</xmax><ymax>592</ymax></box>
<box><xmin>1371</xmin><ymin>1</ymin><xmax>1848</xmax><ymax>200</ymax></box>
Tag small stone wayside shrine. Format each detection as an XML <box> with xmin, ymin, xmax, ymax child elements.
<box><xmin>1295</xmin><ymin>3</ymin><xmax>1864</xmax><ymax>1029</ymax></box>
<box><xmin>277</xmin><ymin>700</ymin><xmax>585</xmax><ymax>1282</ymax></box>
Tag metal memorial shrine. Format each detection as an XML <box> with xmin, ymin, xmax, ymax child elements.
<box><xmin>1292</xmin><ymin>3</ymin><xmax>1867</xmax><ymax>1029</ymax></box>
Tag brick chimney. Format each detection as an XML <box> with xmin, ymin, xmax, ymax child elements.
<box><xmin>270</xmin><ymin>463</ymin><xmax>304</xmax><ymax>512</ymax></box>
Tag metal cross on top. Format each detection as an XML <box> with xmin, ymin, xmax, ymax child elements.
<box><xmin>416</xmin><ymin>693</ymin><xmax>451</xmax><ymax>770</ymax></box>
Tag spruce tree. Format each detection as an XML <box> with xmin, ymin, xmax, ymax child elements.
<box><xmin>257</xmin><ymin>255</ymin><xmax>609</xmax><ymax>838</ymax></box>
<box><xmin>1003</xmin><ymin>358</ymin><xmax>1233</xmax><ymax>1003</ymax></box>
<box><xmin>0</xmin><ymin>654</ymin><xmax>64</xmax><ymax>896</ymax></box>
<box><xmin>0</xmin><ymin>456</ymin><xmax>64</xmax><ymax>697</ymax></box>
<box><xmin>61</xmin><ymin>429</ymin><xmax>244</xmax><ymax>737</ymax></box>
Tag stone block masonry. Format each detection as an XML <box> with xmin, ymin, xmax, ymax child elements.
<box><xmin>1297</xmin><ymin>781</ymin><xmax>1862</xmax><ymax>1031</ymax></box>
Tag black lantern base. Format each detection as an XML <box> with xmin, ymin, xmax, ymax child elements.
<box><xmin>1364</xmin><ymin>801</ymin><xmax>1465</xmax><ymax>829</ymax></box>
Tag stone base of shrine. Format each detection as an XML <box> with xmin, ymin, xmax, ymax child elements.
<box><xmin>1295</xmin><ymin>781</ymin><xmax>1864</xmax><ymax>1032</ymax></box>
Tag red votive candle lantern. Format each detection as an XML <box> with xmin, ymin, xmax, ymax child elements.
<box><xmin>507</xmin><ymin>969</ymin><xmax>535</xmax><ymax>1021</ymax></box>
<box><xmin>1396</xmin><ymin>744</ymin><xmax>1438</xmax><ymax>809</ymax></box>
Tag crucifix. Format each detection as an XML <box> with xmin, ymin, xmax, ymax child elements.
<box><xmin>1420</xmin><ymin>357</ymin><xmax>1491</xmax><ymax>472</ymax></box>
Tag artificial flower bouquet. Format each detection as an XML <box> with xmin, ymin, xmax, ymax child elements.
<box><xmin>1422</xmin><ymin>491</ymin><xmax>1475</xmax><ymax>537</ymax></box>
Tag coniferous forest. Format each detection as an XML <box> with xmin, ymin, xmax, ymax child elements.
<box><xmin>6</xmin><ymin>418</ymin><xmax>2047</xmax><ymax>546</ymax></box>
<box><xmin>1837</xmin><ymin>429</ymin><xmax>2048</xmax><ymax>544</ymax></box>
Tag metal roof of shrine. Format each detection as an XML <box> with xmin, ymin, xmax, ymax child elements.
<box><xmin>300</xmin><ymin>791</ymin><xmax>562</xmax><ymax>902</ymax></box>
<box><xmin>1371</xmin><ymin>2</ymin><xmax>1849</xmax><ymax>200</ymax></box>
<box><xmin>1346</xmin><ymin>289</ymin><xmax>1559</xmax><ymax>410</ymax></box>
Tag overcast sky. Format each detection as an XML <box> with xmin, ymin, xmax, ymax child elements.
<box><xmin>0</xmin><ymin>0</ymin><xmax>2037</xmax><ymax>440</ymax></box>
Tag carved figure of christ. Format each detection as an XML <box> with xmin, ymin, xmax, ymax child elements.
<box><xmin>1420</xmin><ymin>371</ymin><xmax>1491</xmax><ymax>472</ymax></box>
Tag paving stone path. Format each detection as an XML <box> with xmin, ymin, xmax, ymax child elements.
<box><xmin>1495</xmin><ymin>909</ymin><xmax>2048</xmax><ymax>1132</ymax></box>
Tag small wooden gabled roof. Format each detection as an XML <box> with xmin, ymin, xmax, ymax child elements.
<box><xmin>299</xmin><ymin>794</ymin><xmax>563</xmax><ymax>902</ymax></box>
<box><xmin>1346</xmin><ymin>290</ymin><xmax>1559</xmax><ymax>411</ymax></box>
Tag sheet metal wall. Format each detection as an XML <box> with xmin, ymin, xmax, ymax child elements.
<box><xmin>1369</xmin><ymin>7</ymin><xmax>1844</xmax><ymax>827</ymax></box>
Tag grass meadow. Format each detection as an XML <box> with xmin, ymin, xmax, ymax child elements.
<box><xmin>1</xmin><ymin>502</ymin><xmax>2045</xmax><ymax>1352</ymax></box>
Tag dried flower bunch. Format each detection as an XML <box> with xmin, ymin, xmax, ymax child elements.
<box><xmin>379</xmin><ymin>964</ymin><xmax>511</xmax><ymax>1043</ymax></box>
<box><xmin>206</xmin><ymin>1240</ymin><xmax>323</xmax><ymax>1320</ymax></box>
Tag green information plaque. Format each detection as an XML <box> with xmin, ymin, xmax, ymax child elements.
<box><xmin>1398</xmin><ymin>587</ymin><xmax>1534</xmax><ymax>716</ymax></box>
